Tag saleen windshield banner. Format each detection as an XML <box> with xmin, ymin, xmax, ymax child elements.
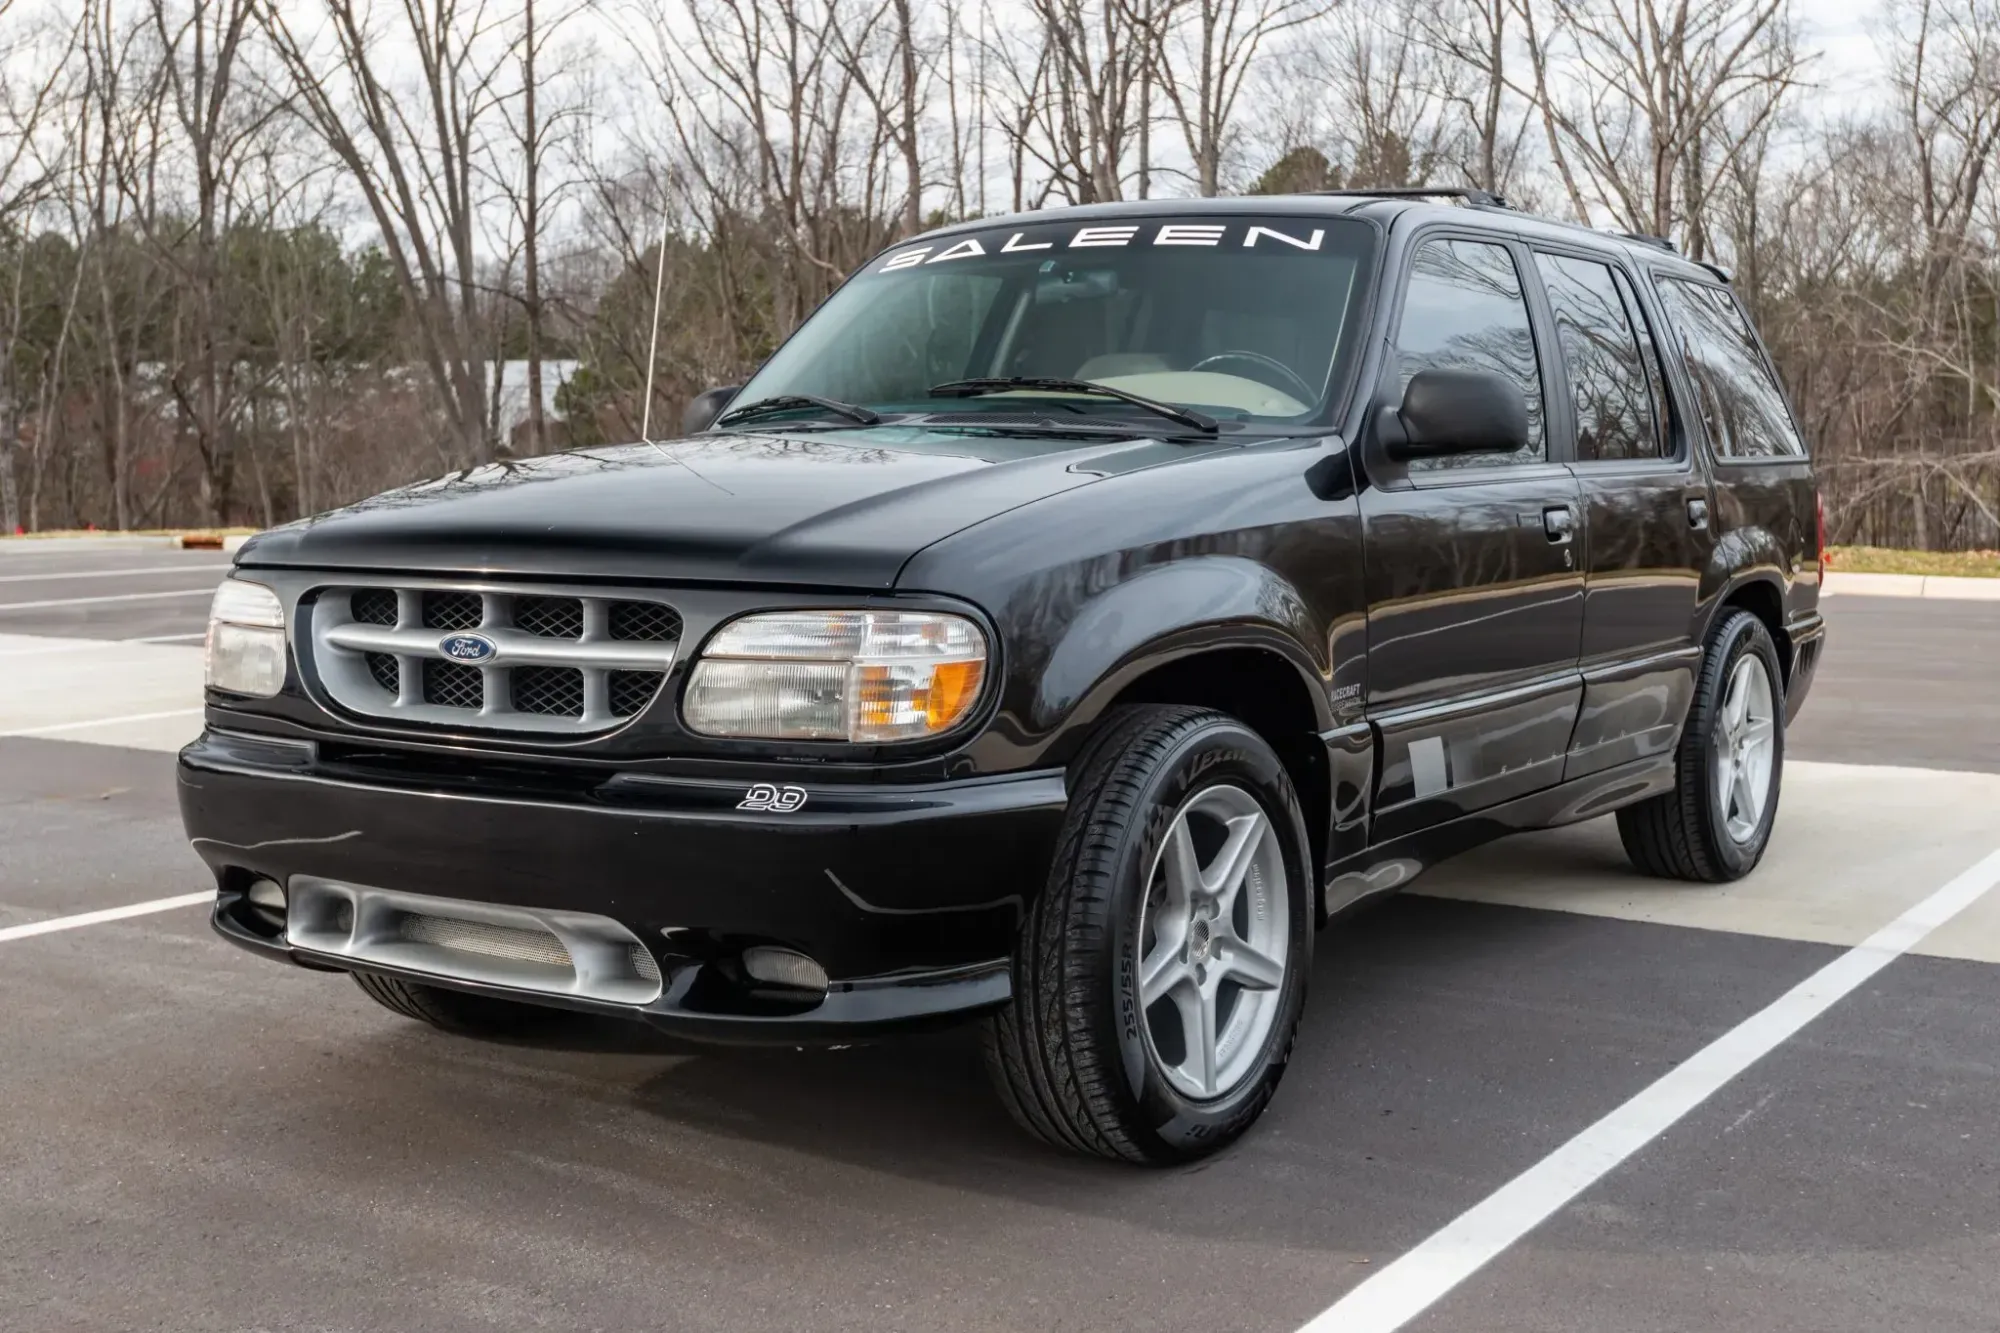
<box><xmin>873</xmin><ymin>219</ymin><xmax>1338</xmax><ymax>273</ymax></box>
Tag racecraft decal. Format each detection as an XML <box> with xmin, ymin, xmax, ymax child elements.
<box><xmin>739</xmin><ymin>783</ymin><xmax>809</xmax><ymax>813</ymax></box>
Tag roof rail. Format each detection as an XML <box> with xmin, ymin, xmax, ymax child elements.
<box><xmin>1310</xmin><ymin>187</ymin><xmax>1510</xmax><ymax>209</ymax></box>
<box><xmin>1619</xmin><ymin>231</ymin><xmax>1678</xmax><ymax>253</ymax></box>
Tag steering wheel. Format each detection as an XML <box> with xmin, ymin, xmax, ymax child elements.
<box><xmin>1189</xmin><ymin>351</ymin><xmax>1318</xmax><ymax>405</ymax></box>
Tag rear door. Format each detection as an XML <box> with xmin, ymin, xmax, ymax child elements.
<box><xmin>1529</xmin><ymin>248</ymin><xmax>1712</xmax><ymax>779</ymax></box>
<box><xmin>1360</xmin><ymin>233</ymin><xmax>1586</xmax><ymax>842</ymax></box>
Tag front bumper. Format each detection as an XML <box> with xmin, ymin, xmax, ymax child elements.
<box><xmin>179</xmin><ymin>729</ymin><xmax>1066</xmax><ymax>1040</ymax></box>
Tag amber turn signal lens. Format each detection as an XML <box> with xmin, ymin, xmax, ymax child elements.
<box><xmin>924</xmin><ymin>659</ymin><xmax>984</xmax><ymax>730</ymax></box>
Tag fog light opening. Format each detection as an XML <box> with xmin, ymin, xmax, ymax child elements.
<box><xmin>242</xmin><ymin>877</ymin><xmax>287</xmax><ymax>934</ymax></box>
<box><xmin>740</xmin><ymin>946</ymin><xmax>829</xmax><ymax>995</ymax></box>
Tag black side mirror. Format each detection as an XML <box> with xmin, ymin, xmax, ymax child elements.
<box><xmin>681</xmin><ymin>385</ymin><xmax>742</xmax><ymax>435</ymax></box>
<box><xmin>1382</xmin><ymin>369</ymin><xmax>1529</xmax><ymax>462</ymax></box>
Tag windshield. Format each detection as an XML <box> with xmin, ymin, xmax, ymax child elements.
<box><xmin>732</xmin><ymin>215</ymin><xmax>1376</xmax><ymax>431</ymax></box>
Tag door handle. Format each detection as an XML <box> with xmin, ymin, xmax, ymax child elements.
<box><xmin>1686</xmin><ymin>497</ymin><xmax>1710</xmax><ymax>530</ymax></box>
<box><xmin>1542</xmin><ymin>505</ymin><xmax>1576</xmax><ymax>544</ymax></box>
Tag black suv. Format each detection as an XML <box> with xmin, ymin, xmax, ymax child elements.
<box><xmin>183</xmin><ymin>191</ymin><xmax>1825</xmax><ymax>1164</ymax></box>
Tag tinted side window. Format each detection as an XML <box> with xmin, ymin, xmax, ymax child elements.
<box><xmin>1535</xmin><ymin>253</ymin><xmax>1660</xmax><ymax>461</ymax></box>
<box><xmin>1654</xmin><ymin>278</ymin><xmax>1806</xmax><ymax>458</ymax></box>
<box><xmin>1397</xmin><ymin>238</ymin><xmax>1544</xmax><ymax>467</ymax></box>
<box><xmin>1617</xmin><ymin>268</ymin><xmax>1676</xmax><ymax>455</ymax></box>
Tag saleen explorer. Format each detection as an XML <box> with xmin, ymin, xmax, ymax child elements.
<box><xmin>183</xmin><ymin>190</ymin><xmax>1825</xmax><ymax>1164</ymax></box>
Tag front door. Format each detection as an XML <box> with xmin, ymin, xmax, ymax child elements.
<box><xmin>1361</xmin><ymin>234</ymin><xmax>1586</xmax><ymax>842</ymax></box>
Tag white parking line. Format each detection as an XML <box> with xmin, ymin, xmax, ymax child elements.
<box><xmin>0</xmin><ymin>563</ymin><xmax>230</xmax><ymax>584</ymax></box>
<box><xmin>0</xmin><ymin>633</ymin><xmax>206</xmax><ymax>657</ymax></box>
<box><xmin>4</xmin><ymin>708</ymin><xmax>205</xmax><ymax>737</ymax></box>
<box><xmin>0</xmin><ymin>892</ymin><xmax>213</xmax><ymax>944</ymax></box>
<box><xmin>0</xmin><ymin>588</ymin><xmax>216</xmax><ymax>612</ymax></box>
<box><xmin>1298</xmin><ymin>842</ymin><xmax>2000</xmax><ymax>1333</ymax></box>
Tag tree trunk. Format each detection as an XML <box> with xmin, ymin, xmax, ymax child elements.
<box><xmin>522</xmin><ymin>0</ymin><xmax>546</xmax><ymax>456</ymax></box>
<box><xmin>895</xmin><ymin>0</ymin><xmax>923</xmax><ymax>234</ymax></box>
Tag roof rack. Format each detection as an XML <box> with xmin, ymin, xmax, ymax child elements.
<box><xmin>1310</xmin><ymin>187</ymin><xmax>1510</xmax><ymax>209</ymax></box>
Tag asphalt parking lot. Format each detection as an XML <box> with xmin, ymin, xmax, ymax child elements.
<box><xmin>3</xmin><ymin>539</ymin><xmax>1998</xmax><ymax>1333</ymax></box>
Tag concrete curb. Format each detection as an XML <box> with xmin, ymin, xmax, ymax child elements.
<box><xmin>1823</xmin><ymin>572</ymin><xmax>2000</xmax><ymax>601</ymax></box>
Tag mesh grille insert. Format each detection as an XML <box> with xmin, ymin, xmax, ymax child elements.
<box><xmin>316</xmin><ymin>583</ymin><xmax>681</xmax><ymax>734</ymax></box>
<box><xmin>422</xmin><ymin>590</ymin><xmax>483</xmax><ymax>631</ymax></box>
<box><xmin>610</xmin><ymin>601</ymin><xmax>682</xmax><ymax>642</ymax></box>
<box><xmin>515</xmin><ymin>596</ymin><xmax>584</xmax><ymax>639</ymax></box>
<box><xmin>422</xmin><ymin>658</ymin><xmax>484</xmax><ymax>709</ymax></box>
<box><xmin>512</xmin><ymin>666</ymin><xmax>585</xmax><ymax>716</ymax></box>
<box><xmin>351</xmin><ymin>589</ymin><xmax>398</xmax><ymax>626</ymax></box>
<box><xmin>365</xmin><ymin>652</ymin><xmax>400</xmax><ymax>694</ymax></box>
<box><xmin>610</xmin><ymin>670</ymin><xmax>664</xmax><ymax>717</ymax></box>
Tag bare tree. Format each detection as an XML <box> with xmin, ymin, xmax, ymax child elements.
<box><xmin>149</xmin><ymin>0</ymin><xmax>272</xmax><ymax>522</ymax></box>
<box><xmin>1410</xmin><ymin>0</ymin><xmax>1528</xmax><ymax>192</ymax></box>
<box><xmin>999</xmin><ymin>0</ymin><xmax>1151</xmax><ymax>202</ymax></box>
<box><xmin>492</xmin><ymin>0</ymin><xmax>588</xmax><ymax>455</ymax></box>
<box><xmin>261</xmin><ymin>0</ymin><xmax>510</xmax><ymax>466</ymax></box>
<box><xmin>0</xmin><ymin>0</ymin><xmax>84</xmax><ymax>532</ymax></box>
<box><xmin>1512</xmin><ymin>0</ymin><xmax>1809</xmax><ymax>255</ymax></box>
<box><xmin>1147</xmin><ymin>0</ymin><xmax>1329</xmax><ymax>196</ymax></box>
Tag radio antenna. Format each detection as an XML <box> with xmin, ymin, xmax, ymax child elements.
<box><xmin>639</xmin><ymin>199</ymin><xmax>673</xmax><ymax>443</ymax></box>
<box><xmin>633</xmin><ymin>196</ymin><xmax>729</xmax><ymax>492</ymax></box>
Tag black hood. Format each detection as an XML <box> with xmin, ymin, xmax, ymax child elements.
<box><xmin>232</xmin><ymin>430</ymin><xmax>1170</xmax><ymax>587</ymax></box>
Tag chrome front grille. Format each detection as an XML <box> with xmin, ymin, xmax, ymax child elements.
<box><xmin>310</xmin><ymin>582</ymin><xmax>680</xmax><ymax>734</ymax></box>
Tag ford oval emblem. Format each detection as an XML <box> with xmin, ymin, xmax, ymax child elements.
<box><xmin>438</xmin><ymin>632</ymin><xmax>498</xmax><ymax>663</ymax></box>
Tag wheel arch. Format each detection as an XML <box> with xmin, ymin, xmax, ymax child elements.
<box><xmin>1023</xmin><ymin>558</ymin><xmax>1340</xmax><ymax>901</ymax></box>
<box><xmin>1098</xmin><ymin>648</ymin><xmax>1333</xmax><ymax>898</ymax></box>
<box><xmin>1715</xmin><ymin>575</ymin><xmax>1790</xmax><ymax>686</ymax></box>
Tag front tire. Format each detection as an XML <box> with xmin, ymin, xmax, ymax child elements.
<box><xmin>1618</xmin><ymin>609</ymin><xmax>1786</xmax><ymax>882</ymax></box>
<box><xmin>352</xmin><ymin>971</ymin><xmax>567</xmax><ymax>1037</ymax></box>
<box><xmin>983</xmin><ymin>705</ymin><xmax>1314</xmax><ymax>1164</ymax></box>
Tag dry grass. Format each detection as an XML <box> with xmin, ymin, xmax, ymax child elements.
<box><xmin>1827</xmin><ymin>546</ymin><xmax>2000</xmax><ymax>578</ymax></box>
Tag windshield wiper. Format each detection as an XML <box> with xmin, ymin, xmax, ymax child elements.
<box><xmin>928</xmin><ymin>377</ymin><xmax>1218</xmax><ymax>435</ymax></box>
<box><xmin>715</xmin><ymin>393</ymin><xmax>881</xmax><ymax>428</ymax></box>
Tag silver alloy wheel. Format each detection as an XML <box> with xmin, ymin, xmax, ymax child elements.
<box><xmin>1715</xmin><ymin>654</ymin><xmax>1778</xmax><ymax>843</ymax></box>
<box><xmin>1136</xmin><ymin>784</ymin><xmax>1291</xmax><ymax>1101</ymax></box>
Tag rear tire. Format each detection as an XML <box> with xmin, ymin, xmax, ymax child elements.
<box><xmin>982</xmin><ymin>705</ymin><xmax>1314</xmax><ymax>1164</ymax></box>
<box><xmin>1618</xmin><ymin>609</ymin><xmax>1785</xmax><ymax>882</ymax></box>
<box><xmin>351</xmin><ymin>971</ymin><xmax>565</xmax><ymax>1037</ymax></box>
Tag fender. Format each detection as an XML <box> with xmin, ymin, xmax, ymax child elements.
<box><xmin>1696</xmin><ymin>525</ymin><xmax>1791</xmax><ymax>639</ymax></box>
<box><xmin>1030</xmin><ymin>556</ymin><xmax>1334</xmax><ymax>752</ymax></box>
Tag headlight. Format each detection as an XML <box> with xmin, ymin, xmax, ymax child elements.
<box><xmin>205</xmin><ymin>579</ymin><xmax>287</xmax><ymax>697</ymax></box>
<box><xmin>683</xmin><ymin>610</ymin><xmax>987</xmax><ymax>742</ymax></box>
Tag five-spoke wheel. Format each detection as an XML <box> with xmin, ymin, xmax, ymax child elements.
<box><xmin>1715</xmin><ymin>654</ymin><xmax>1777</xmax><ymax>844</ymax></box>
<box><xmin>1619</xmin><ymin>608</ymin><xmax>1787</xmax><ymax>881</ymax></box>
<box><xmin>1137</xmin><ymin>785</ymin><xmax>1291</xmax><ymax>1101</ymax></box>
<box><xmin>984</xmin><ymin>705</ymin><xmax>1313</xmax><ymax>1164</ymax></box>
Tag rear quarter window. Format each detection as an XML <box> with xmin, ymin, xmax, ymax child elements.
<box><xmin>1653</xmin><ymin>277</ymin><xmax>1807</xmax><ymax>459</ymax></box>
